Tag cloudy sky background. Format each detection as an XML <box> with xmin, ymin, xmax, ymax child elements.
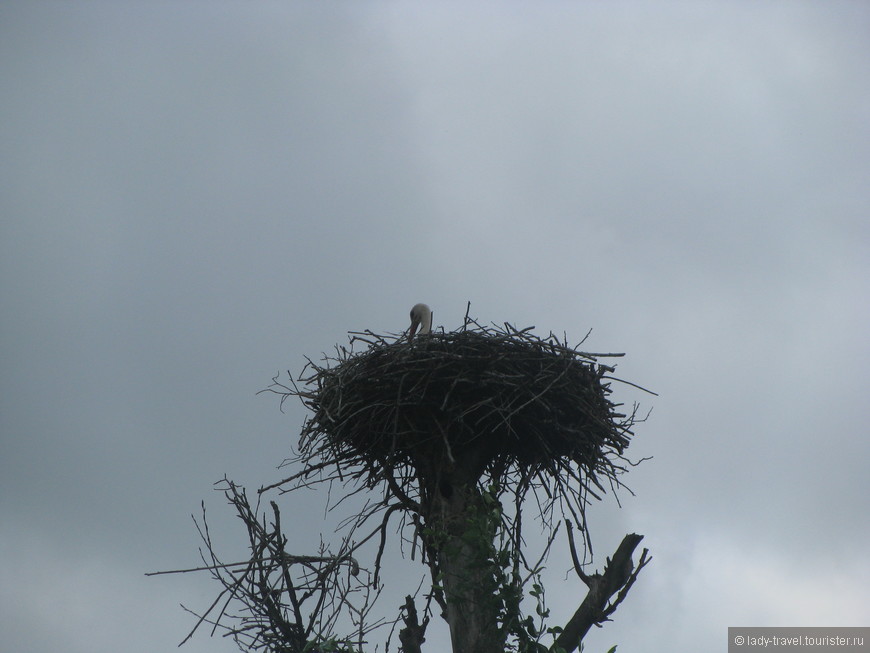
<box><xmin>2</xmin><ymin>2</ymin><xmax>869</xmax><ymax>652</ymax></box>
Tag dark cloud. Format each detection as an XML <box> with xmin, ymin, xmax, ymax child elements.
<box><xmin>2</xmin><ymin>3</ymin><xmax>868</xmax><ymax>652</ymax></box>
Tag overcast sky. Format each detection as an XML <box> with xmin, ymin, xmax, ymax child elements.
<box><xmin>1</xmin><ymin>2</ymin><xmax>869</xmax><ymax>652</ymax></box>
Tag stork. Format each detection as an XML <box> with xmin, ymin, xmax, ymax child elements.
<box><xmin>409</xmin><ymin>303</ymin><xmax>432</xmax><ymax>341</ymax></box>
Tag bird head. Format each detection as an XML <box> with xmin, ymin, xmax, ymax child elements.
<box><xmin>409</xmin><ymin>303</ymin><xmax>432</xmax><ymax>341</ymax></box>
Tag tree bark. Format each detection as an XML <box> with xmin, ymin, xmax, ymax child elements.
<box><xmin>552</xmin><ymin>533</ymin><xmax>644</xmax><ymax>653</ymax></box>
<box><xmin>398</xmin><ymin>595</ymin><xmax>426</xmax><ymax>653</ymax></box>
<box><xmin>429</xmin><ymin>482</ymin><xmax>505</xmax><ymax>653</ymax></box>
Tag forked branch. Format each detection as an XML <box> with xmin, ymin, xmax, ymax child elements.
<box><xmin>553</xmin><ymin>532</ymin><xmax>650</xmax><ymax>653</ymax></box>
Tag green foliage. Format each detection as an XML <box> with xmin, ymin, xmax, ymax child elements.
<box><xmin>426</xmin><ymin>482</ymin><xmax>622</xmax><ymax>653</ymax></box>
<box><xmin>448</xmin><ymin>483</ymin><xmax>557</xmax><ymax>653</ymax></box>
<box><xmin>300</xmin><ymin>637</ymin><xmax>361</xmax><ymax>653</ymax></box>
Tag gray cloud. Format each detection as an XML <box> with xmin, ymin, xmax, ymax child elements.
<box><xmin>2</xmin><ymin>3</ymin><xmax>868</xmax><ymax>652</ymax></box>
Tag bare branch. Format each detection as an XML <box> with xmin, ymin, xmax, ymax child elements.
<box><xmin>552</xmin><ymin>533</ymin><xmax>647</xmax><ymax>653</ymax></box>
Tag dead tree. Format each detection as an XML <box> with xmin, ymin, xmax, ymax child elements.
<box><xmin>147</xmin><ymin>481</ymin><xmax>380</xmax><ymax>652</ymax></box>
<box><xmin>157</xmin><ymin>307</ymin><xmax>653</xmax><ymax>652</ymax></box>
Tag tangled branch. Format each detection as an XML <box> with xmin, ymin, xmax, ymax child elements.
<box><xmin>150</xmin><ymin>479</ymin><xmax>384</xmax><ymax>652</ymax></box>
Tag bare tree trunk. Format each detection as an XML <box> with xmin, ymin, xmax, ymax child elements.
<box><xmin>428</xmin><ymin>480</ymin><xmax>505</xmax><ymax>653</ymax></box>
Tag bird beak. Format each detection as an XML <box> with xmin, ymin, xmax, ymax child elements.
<box><xmin>409</xmin><ymin>321</ymin><xmax>418</xmax><ymax>340</ymax></box>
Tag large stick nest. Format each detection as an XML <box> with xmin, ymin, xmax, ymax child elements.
<box><xmin>272</xmin><ymin>315</ymin><xmax>646</xmax><ymax>502</ymax></box>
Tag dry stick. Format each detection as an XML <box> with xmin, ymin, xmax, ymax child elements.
<box><xmin>258</xmin><ymin>459</ymin><xmax>338</xmax><ymax>494</ymax></box>
<box><xmin>271</xmin><ymin>501</ymin><xmax>305</xmax><ymax>638</ymax></box>
<box><xmin>565</xmin><ymin>519</ymin><xmax>591</xmax><ymax>586</ymax></box>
